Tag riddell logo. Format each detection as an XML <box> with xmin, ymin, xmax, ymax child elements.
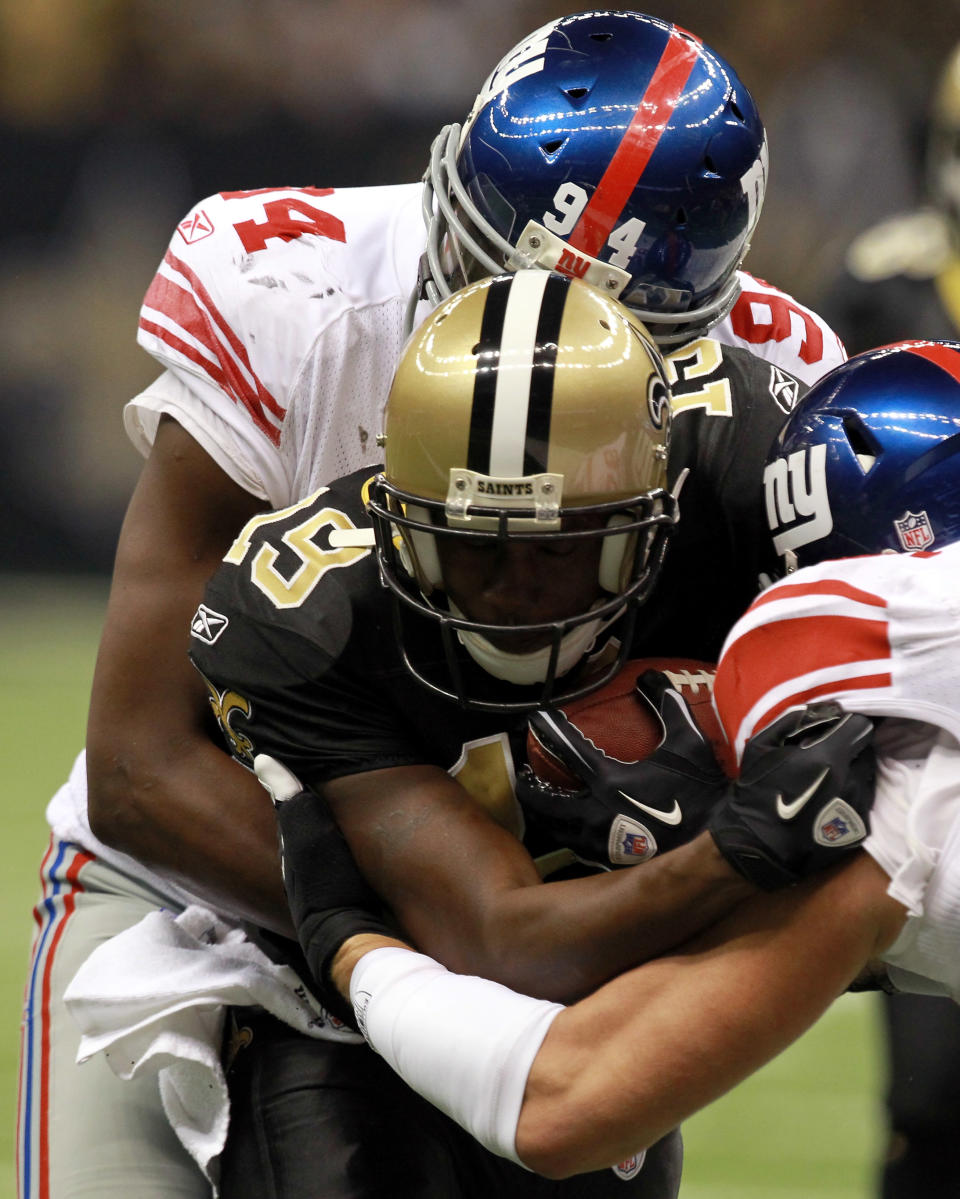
<box><xmin>555</xmin><ymin>248</ymin><xmax>591</xmax><ymax>279</ymax></box>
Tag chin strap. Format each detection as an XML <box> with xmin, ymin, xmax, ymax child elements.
<box><xmin>449</xmin><ymin>600</ymin><xmax>616</xmax><ymax>686</ymax></box>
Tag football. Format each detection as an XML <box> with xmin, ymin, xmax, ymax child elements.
<box><xmin>526</xmin><ymin>657</ymin><xmax>736</xmax><ymax>785</ymax></box>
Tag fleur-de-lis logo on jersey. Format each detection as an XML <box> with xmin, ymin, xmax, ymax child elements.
<box><xmin>202</xmin><ymin>676</ymin><xmax>255</xmax><ymax>766</ymax></box>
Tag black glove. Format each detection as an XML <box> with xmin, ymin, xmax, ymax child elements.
<box><xmin>517</xmin><ymin>671</ymin><xmax>729</xmax><ymax>868</ymax></box>
<box><xmin>255</xmin><ymin>754</ymin><xmax>394</xmax><ymax>1026</ymax></box>
<box><xmin>707</xmin><ymin>703</ymin><xmax>875</xmax><ymax>890</ymax></box>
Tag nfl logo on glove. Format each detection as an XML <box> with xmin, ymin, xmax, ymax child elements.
<box><xmin>610</xmin><ymin>815</ymin><xmax>657</xmax><ymax>865</ymax></box>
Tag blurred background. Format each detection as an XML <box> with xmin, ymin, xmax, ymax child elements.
<box><xmin>3</xmin><ymin>1</ymin><xmax>959</xmax><ymax>1195</ymax></box>
<box><xmin>2</xmin><ymin>0</ymin><xmax>959</xmax><ymax>574</ymax></box>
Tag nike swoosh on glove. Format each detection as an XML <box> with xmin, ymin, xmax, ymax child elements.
<box><xmin>517</xmin><ymin>671</ymin><xmax>728</xmax><ymax>868</ymax></box>
<box><xmin>706</xmin><ymin>703</ymin><xmax>875</xmax><ymax>890</ymax></box>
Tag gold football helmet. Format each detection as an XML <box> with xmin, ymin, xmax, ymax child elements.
<box><xmin>368</xmin><ymin>270</ymin><xmax>678</xmax><ymax>711</ymax></box>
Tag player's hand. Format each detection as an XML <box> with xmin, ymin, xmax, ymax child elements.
<box><xmin>707</xmin><ymin>703</ymin><xmax>875</xmax><ymax>890</ymax></box>
<box><xmin>517</xmin><ymin>671</ymin><xmax>729</xmax><ymax>868</ymax></box>
<box><xmin>255</xmin><ymin>755</ymin><xmax>394</xmax><ymax>1022</ymax></box>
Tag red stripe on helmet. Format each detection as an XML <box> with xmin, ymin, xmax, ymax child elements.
<box><xmin>567</xmin><ymin>28</ymin><xmax>701</xmax><ymax>258</ymax></box>
<box><xmin>901</xmin><ymin>340</ymin><xmax>960</xmax><ymax>384</ymax></box>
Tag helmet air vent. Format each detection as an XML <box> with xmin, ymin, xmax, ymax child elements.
<box><xmin>560</xmin><ymin>86</ymin><xmax>592</xmax><ymax>113</ymax></box>
<box><xmin>589</xmin><ymin>31</ymin><xmax>613</xmax><ymax>43</ymax></box>
<box><xmin>675</xmin><ymin>207</ymin><xmax>688</xmax><ymax>228</ymax></box>
<box><xmin>842</xmin><ymin>413</ymin><xmax>881</xmax><ymax>474</ymax></box>
<box><xmin>540</xmin><ymin>138</ymin><xmax>568</xmax><ymax>163</ymax></box>
<box><xmin>729</xmin><ymin>99</ymin><xmax>745</xmax><ymax>122</ymax></box>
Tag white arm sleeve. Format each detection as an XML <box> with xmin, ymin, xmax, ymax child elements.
<box><xmin>123</xmin><ymin>369</ymin><xmax>287</xmax><ymax>504</ymax></box>
<box><xmin>350</xmin><ymin>948</ymin><xmax>563</xmax><ymax>1167</ymax></box>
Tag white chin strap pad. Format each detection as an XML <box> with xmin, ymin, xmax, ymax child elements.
<box><xmin>456</xmin><ymin>615</ymin><xmax>603</xmax><ymax>685</ymax></box>
<box><xmin>351</xmin><ymin>947</ymin><xmax>562</xmax><ymax>1166</ymax></box>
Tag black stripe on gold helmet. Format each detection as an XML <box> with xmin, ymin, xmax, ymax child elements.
<box><xmin>369</xmin><ymin>270</ymin><xmax>678</xmax><ymax>712</ymax></box>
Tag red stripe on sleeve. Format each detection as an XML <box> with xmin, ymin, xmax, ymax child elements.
<box><xmin>744</xmin><ymin>672</ymin><xmax>893</xmax><ymax>740</ymax></box>
<box><xmin>142</xmin><ymin>272</ymin><xmax>227</xmax><ymax>367</ymax></box>
<box><xmin>138</xmin><ymin>317</ymin><xmax>282</xmax><ymax>446</ymax></box>
<box><xmin>568</xmin><ymin>29</ymin><xmax>700</xmax><ymax>257</ymax></box>
<box><xmin>749</xmin><ymin>576</ymin><xmax>889</xmax><ymax>613</ymax></box>
<box><xmin>163</xmin><ymin>250</ymin><xmax>285</xmax><ymax>421</ymax></box>
<box><xmin>714</xmin><ymin>613</ymin><xmax>892</xmax><ymax>748</ymax></box>
<box><xmin>140</xmin><ymin>253</ymin><xmax>286</xmax><ymax>444</ymax></box>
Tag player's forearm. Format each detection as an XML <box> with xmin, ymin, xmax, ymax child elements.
<box><xmin>330</xmin><ymin>766</ymin><xmax>754</xmax><ymax>1001</ymax></box>
<box><xmin>409</xmin><ymin>833</ymin><xmax>754</xmax><ymax>1002</ymax></box>
<box><xmin>325</xmin><ymin>862</ymin><xmax>888</xmax><ymax>1182</ymax></box>
<box><xmin>86</xmin><ymin>412</ymin><xmax>280</xmax><ymax>923</ymax></box>
<box><xmin>328</xmin><ymin>838</ymin><xmax>753</xmax><ymax>1025</ymax></box>
<box><xmin>87</xmin><ymin>735</ymin><xmax>292</xmax><ymax>933</ymax></box>
<box><xmin>517</xmin><ymin>854</ymin><xmax>895</xmax><ymax>1176</ymax></box>
<box><xmin>508</xmin><ymin>833</ymin><xmax>752</xmax><ymax>999</ymax></box>
<box><xmin>330</xmin><ymin>932</ymin><xmax>412</xmax><ymax>999</ymax></box>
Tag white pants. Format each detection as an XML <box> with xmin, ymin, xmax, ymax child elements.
<box><xmin>17</xmin><ymin>837</ymin><xmax>210</xmax><ymax>1198</ymax></box>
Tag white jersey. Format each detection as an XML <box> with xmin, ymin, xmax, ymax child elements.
<box><xmin>714</xmin><ymin>543</ymin><xmax>960</xmax><ymax>1001</ymax></box>
<box><xmin>124</xmin><ymin>183</ymin><xmax>845</xmax><ymax>509</ymax></box>
<box><xmin>719</xmin><ymin>273</ymin><xmax>846</xmax><ymax>386</ymax></box>
<box><xmin>46</xmin><ymin>180</ymin><xmax>847</xmax><ymax>912</ymax></box>
<box><xmin>125</xmin><ymin>183</ymin><xmax>430</xmax><ymax>508</ymax></box>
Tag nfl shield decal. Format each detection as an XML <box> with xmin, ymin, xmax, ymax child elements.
<box><xmin>813</xmin><ymin>798</ymin><xmax>867</xmax><ymax>848</ymax></box>
<box><xmin>613</xmin><ymin>1149</ymin><xmax>647</xmax><ymax>1180</ymax></box>
<box><xmin>609</xmin><ymin>815</ymin><xmax>658</xmax><ymax>865</ymax></box>
<box><xmin>894</xmin><ymin>510</ymin><xmax>935</xmax><ymax>551</ymax></box>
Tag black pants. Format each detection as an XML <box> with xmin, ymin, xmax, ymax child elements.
<box><xmin>881</xmin><ymin>991</ymin><xmax>960</xmax><ymax>1199</ymax></box>
<box><xmin>219</xmin><ymin>1008</ymin><xmax>683</xmax><ymax>1199</ymax></box>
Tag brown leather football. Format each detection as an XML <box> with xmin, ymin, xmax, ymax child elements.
<box><xmin>526</xmin><ymin>657</ymin><xmax>736</xmax><ymax>784</ymax></box>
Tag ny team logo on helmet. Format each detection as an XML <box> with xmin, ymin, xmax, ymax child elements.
<box><xmin>763</xmin><ymin>340</ymin><xmax>960</xmax><ymax>572</ymax></box>
<box><xmin>420</xmin><ymin>10</ymin><xmax>767</xmax><ymax>344</ymax></box>
<box><xmin>369</xmin><ymin>270</ymin><xmax>678</xmax><ymax>711</ymax></box>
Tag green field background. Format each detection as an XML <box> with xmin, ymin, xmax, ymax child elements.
<box><xmin>0</xmin><ymin>580</ymin><xmax>887</xmax><ymax>1199</ymax></box>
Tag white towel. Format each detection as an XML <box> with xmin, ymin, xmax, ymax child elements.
<box><xmin>64</xmin><ymin>904</ymin><xmax>362</xmax><ymax>1191</ymax></box>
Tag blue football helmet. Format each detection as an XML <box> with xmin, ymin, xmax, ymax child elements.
<box><xmin>418</xmin><ymin>10</ymin><xmax>768</xmax><ymax>344</ymax></box>
<box><xmin>763</xmin><ymin>340</ymin><xmax>960</xmax><ymax>573</ymax></box>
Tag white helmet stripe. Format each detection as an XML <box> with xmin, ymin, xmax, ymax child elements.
<box><xmin>489</xmin><ymin>270</ymin><xmax>551</xmax><ymax>478</ymax></box>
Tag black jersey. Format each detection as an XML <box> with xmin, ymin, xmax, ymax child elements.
<box><xmin>632</xmin><ymin>335</ymin><xmax>807</xmax><ymax>660</ymax></box>
<box><xmin>189</xmin><ymin>338</ymin><xmax>803</xmax><ymax>824</ymax></box>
